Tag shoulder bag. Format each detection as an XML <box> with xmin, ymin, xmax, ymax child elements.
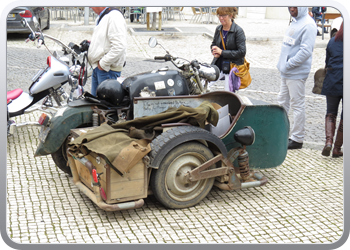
<box><xmin>220</xmin><ymin>31</ymin><xmax>252</xmax><ymax>89</ymax></box>
<box><xmin>313</xmin><ymin>68</ymin><xmax>326</xmax><ymax>94</ymax></box>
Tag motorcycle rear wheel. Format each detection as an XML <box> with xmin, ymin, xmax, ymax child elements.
<box><xmin>51</xmin><ymin>139</ymin><xmax>71</xmax><ymax>176</ymax></box>
<box><xmin>51</xmin><ymin>123</ymin><xmax>92</xmax><ymax>176</ymax></box>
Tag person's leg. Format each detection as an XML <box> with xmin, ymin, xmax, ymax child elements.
<box><xmin>91</xmin><ymin>67</ymin><xmax>99</xmax><ymax>96</ymax></box>
<box><xmin>91</xmin><ymin>68</ymin><xmax>121</xmax><ymax>96</ymax></box>
<box><xmin>332</xmin><ymin>96</ymin><xmax>343</xmax><ymax>157</ymax></box>
<box><xmin>224</xmin><ymin>73</ymin><xmax>230</xmax><ymax>91</ymax></box>
<box><xmin>322</xmin><ymin>95</ymin><xmax>339</xmax><ymax>156</ymax></box>
<box><xmin>287</xmin><ymin>78</ymin><xmax>306</xmax><ymax>145</ymax></box>
<box><xmin>277</xmin><ymin>78</ymin><xmax>290</xmax><ymax>114</ymax></box>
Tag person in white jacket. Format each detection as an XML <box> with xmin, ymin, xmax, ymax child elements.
<box><xmin>277</xmin><ymin>7</ymin><xmax>317</xmax><ymax>150</ymax></box>
<box><xmin>88</xmin><ymin>7</ymin><xmax>127</xmax><ymax>96</ymax></box>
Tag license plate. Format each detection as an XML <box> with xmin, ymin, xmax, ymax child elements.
<box><xmin>7</xmin><ymin>14</ymin><xmax>15</xmax><ymax>18</ymax></box>
<box><xmin>39</xmin><ymin>126</ymin><xmax>50</xmax><ymax>143</ymax></box>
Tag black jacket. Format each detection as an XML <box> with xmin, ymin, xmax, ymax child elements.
<box><xmin>321</xmin><ymin>37</ymin><xmax>343</xmax><ymax>97</ymax></box>
<box><xmin>211</xmin><ymin>21</ymin><xmax>246</xmax><ymax>70</ymax></box>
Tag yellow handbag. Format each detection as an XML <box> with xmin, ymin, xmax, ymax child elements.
<box><xmin>230</xmin><ymin>59</ymin><xmax>252</xmax><ymax>89</ymax></box>
<box><xmin>220</xmin><ymin>31</ymin><xmax>252</xmax><ymax>89</ymax></box>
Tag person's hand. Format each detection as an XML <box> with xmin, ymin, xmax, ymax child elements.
<box><xmin>97</xmin><ymin>61</ymin><xmax>104</xmax><ymax>71</ymax></box>
<box><xmin>211</xmin><ymin>46</ymin><xmax>222</xmax><ymax>58</ymax></box>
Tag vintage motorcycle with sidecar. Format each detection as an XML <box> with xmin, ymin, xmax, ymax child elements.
<box><xmin>34</xmin><ymin>38</ymin><xmax>289</xmax><ymax>211</ymax></box>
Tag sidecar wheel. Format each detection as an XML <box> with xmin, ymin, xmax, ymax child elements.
<box><xmin>150</xmin><ymin>141</ymin><xmax>215</xmax><ymax>209</ymax></box>
<box><xmin>51</xmin><ymin>139</ymin><xmax>72</xmax><ymax>176</ymax></box>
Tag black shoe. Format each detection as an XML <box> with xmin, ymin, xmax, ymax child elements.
<box><xmin>317</xmin><ymin>31</ymin><xmax>321</xmax><ymax>36</ymax></box>
<box><xmin>288</xmin><ymin>139</ymin><xmax>303</xmax><ymax>149</ymax></box>
<box><xmin>324</xmin><ymin>30</ymin><xmax>328</xmax><ymax>34</ymax></box>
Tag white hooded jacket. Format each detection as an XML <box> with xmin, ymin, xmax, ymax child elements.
<box><xmin>277</xmin><ymin>7</ymin><xmax>317</xmax><ymax>79</ymax></box>
<box><xmin>88</xmin><ymin>9</ymin><xmax>127</xmax><ymax>72</ymax></box>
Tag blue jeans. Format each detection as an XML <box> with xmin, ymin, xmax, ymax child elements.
<box><xmin>91</xmin><ymin>67</ymin><xmax>121</xmax><ymax>96</ymax></box>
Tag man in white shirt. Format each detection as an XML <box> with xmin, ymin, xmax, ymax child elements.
<box><xmin>88</xmin><ymin>7</ymin><xmax>127</xmax><ymax>96</ymax></box>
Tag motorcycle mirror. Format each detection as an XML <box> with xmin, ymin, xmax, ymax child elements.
<box><xmin>32</xmin><ymin>17</ymin><xmax>40</xmax><ymax>29</ymax></box>
<box><xmin>148</xmin><ymin>37</ymin><xmax>158</xmax><ymax>48</ymax></box>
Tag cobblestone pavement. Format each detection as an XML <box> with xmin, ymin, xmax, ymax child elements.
<box><xmin>6</xmin><ymin>17</ymin><xmax>344</xmax><ymax>245</ymax></box>
<box><xmin>6</xmin><ymin>114</ymin><xmax>344</xmax><ymax>244</ymax></box>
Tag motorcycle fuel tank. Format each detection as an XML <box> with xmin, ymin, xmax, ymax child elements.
<box><xmin>30</xmin><ymin>56</ymin><xmax>70</xmax><ymax>95</ymax></box>
<box><xmin>123</xmin><ymin>69</ymin><xmax>189</xmax><ymax>100</ymax></box>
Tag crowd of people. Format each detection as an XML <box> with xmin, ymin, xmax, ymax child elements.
<box><xmin>87</xmin><ymin>6</ymin><xmax>343</xmax><ymax>156</ymax></box>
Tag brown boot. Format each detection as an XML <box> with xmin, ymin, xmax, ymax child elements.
<box><xmin>322</xmin><ymin>114</ymin><xmax>336</xmax><ymax>156</ymax></box>
<box><xmin>332</xmin><ymin>119</ymin><xmax>343</xmax><ymax>157</ymax></box>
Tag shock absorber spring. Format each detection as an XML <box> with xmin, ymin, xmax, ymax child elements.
<box><xmin>92</xmin><ymin>113</ymin><xmax>99</xmax><ymax>127</ymax></box>
<box><xmin>238</xmin><ymin>151</ymin><xmax>252</xmax><ymax>181</ymax></box>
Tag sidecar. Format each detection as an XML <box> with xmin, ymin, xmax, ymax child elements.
<box><xmin>65</xmin><ymin>91</ymin><xmax>289</xmax><ymax>211</ymax></box>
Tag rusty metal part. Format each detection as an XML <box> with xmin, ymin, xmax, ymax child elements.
<box><xmin>67</xmin><ymin>153</ymin><xmax>144</xmax><ymax>211</ymax></box>
<box><xmin>227</xmin><ymin>147</ymin><xmax>245</xmax><ymax>175</ymax></box>
<box><xmin>183</xmin><ymin>153</ymin><xmax>242</xmax><ymax>190</ymax></box>
<box><xmin>214</xmin><ymin>181</ymin><xmax>236</xmax><ymax>190</ymax></box>
<box><xmin>92</xmin><ymin>107</ymin><xmax>118</xmax><ymax>124</ymax></box>
<box><xmin>240</xmin><ymin>172</ymin><xmax>269</xmax><ymax>189</ymax></box>
<box><xmin>185</xmin><ymin>154</ymin><xmax>228</xmax><ymax>182</ymax></box>
<box><xmin>238</xmin><ymin>151</ymin><xmax>252</xmax><ymax>181</ymax></box>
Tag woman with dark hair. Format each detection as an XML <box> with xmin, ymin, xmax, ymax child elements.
<box><xmin>210</xmin><ymin>7</ymin><xmax>246</xmax><ymax>91</ymax></box>
<box><xmin>321</xmin><ymin>21</ymin><xmax>343</xmax><ymax>157</ymax></box>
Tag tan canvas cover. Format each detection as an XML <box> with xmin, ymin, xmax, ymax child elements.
<box><xmin>68</xmin><ymin>101</ymin><xmax>218</xmax><ymax>174</ymax></box>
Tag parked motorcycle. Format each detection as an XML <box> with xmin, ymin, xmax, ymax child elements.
<box><xmin>7</xmin><ymin>17</ymin><xmax>90</xmax><ymax>136</ymax></box>
<box><xmin>34</xmin><ymin>37</ymin><xmax>220</xmax><ymax>175</ymax></box>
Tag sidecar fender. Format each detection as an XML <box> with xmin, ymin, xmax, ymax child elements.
<box><xmin>35</xmin><ymin>106</ymin><xmax>94</xmax><ymax>156</ymax></box>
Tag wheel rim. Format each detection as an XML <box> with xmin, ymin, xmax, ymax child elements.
<box><xmin>165</xmin><ymin>152</ymin><xmax>210</xmax><ymax>202</ymax></box>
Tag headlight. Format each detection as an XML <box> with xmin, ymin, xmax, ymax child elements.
<box><xmin>234</xmin><ymin>126</ymin><xmax>255</xmax><ymax>146</ymax></box>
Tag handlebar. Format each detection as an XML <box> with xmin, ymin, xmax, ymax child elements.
<box><xmin>154</xmin><ymin>54</ymin><xmax>172</xmax><ymax>61</ymax></box>
<box><xmin>154</xmin><ymin>56</ymin><xmax>166</xmax><ymax>60</ymax></box>
<box><xmin>28</xmin><ymin>32</ymin><xmax>80</xmax><ymax>58</ymax></box>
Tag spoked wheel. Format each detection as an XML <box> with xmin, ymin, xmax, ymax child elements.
<box><xmin>150</xmin><ymin>141</ymin><xmax>215</xmax><ymax>209</ymax></box>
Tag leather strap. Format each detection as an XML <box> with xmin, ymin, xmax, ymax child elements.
<box><xmin>220</xmin><ymin>30</ymin><xmax>226</xmax><ymax>50</ymax></box>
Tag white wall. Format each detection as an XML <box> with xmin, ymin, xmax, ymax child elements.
<box><xmin>183</xmin><ymin>7</ymin><xmax>340</xmax><ymax>20</ymax></box>
<box><xmin>265</xmin><ymin>7</ymin><xmax>290</xmax><ymax>20</ymax></box>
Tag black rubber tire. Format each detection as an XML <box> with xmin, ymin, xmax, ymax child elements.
<box><xmin>51</xmin><ymin>123</ymin><xmax>92</xmax><ymax>176</ymax></box>
<box><xmin>150</xmin><ymin>141</ymin><xmax>215</xmax><ymax>209</ymax></box>
<box><xmin>51</xmin><ymin>139</ymin><xmax>71</xmax><ymax>176</ymax></box>
<box><xmin>149</xmin><ymin>126</ymin><xmax>227</xmax><ymax>169</ymax></box>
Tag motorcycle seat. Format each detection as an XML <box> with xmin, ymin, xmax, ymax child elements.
<box><xmin>7</xmin><ymin>89</ymin><xmax>23</xmax><ymax>103</ymax></box>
